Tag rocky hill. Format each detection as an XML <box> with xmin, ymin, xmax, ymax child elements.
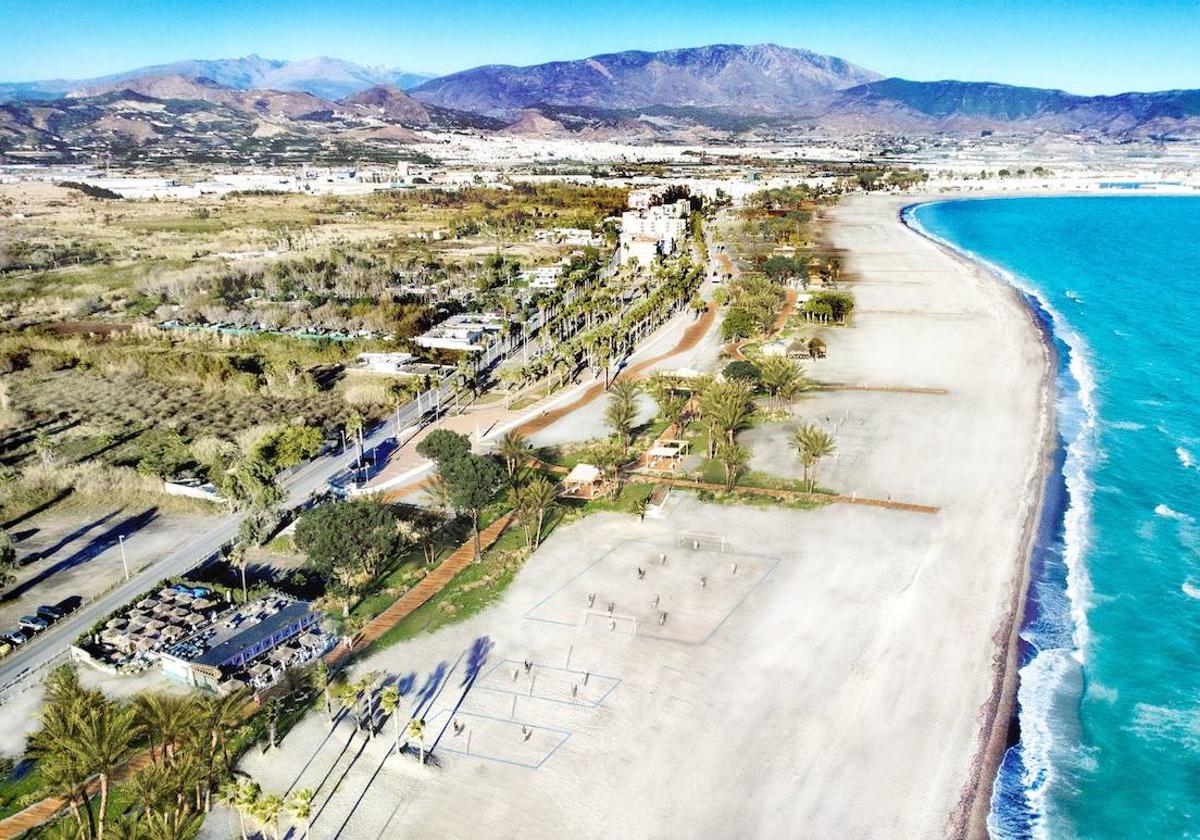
<box><xmin>408</xmin><ymin>43</ymin><xmax>882</xmax><ymax>116</ymax></box>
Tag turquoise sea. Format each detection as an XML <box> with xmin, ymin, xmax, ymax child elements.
<box><xmin>910</xmin><ymin>197</ymin><xmax>1200</xmax><ymax>839</ymax></box>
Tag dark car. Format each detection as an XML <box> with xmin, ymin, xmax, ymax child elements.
<box><xmin>36</xmin><ymin>605</ymin><xmax>63</xmax><ymax>622</ymax></box>
<box><xmin>18</xmin><ymin>615</ymin><xmax>47</xmax><ymax>632</ymax></box>
<box><xmin>2</xmin><ymin>630</ymin><xmax>28</xmax><ymax>645</ymax></box>
<box><xmin>55</xmin><ymin>596</ymin><xmax>82</xmax><ymax>615</ymax></box>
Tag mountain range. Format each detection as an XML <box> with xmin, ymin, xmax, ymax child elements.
<box><xmin>0</xmin><ymin>56</ymin><xmax>433</xmax><ymax>103</ymax></box>
<box><xmin>3</xmin><ymin>43</ymin><xmax>1200</xmax><ymax>159</ymax></box>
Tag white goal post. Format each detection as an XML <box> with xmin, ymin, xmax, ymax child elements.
<box><xmin>579</xmin><ymin>608</ymin><xmax>639</xmax><ymax>637</ymax></box>
<box><xmin>676</xmin><ymin>531</ymin><xmax>729</xmax><ymax>552</ymax></box>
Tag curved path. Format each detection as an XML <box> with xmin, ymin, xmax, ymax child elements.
<box><xmin>513</xmin><ymin>303</ymin><xmax>717</xmax><ymax>438</ymax></box>
<box><xmin>723</xmin><ymin>287</ymin><xmax>798</xmax><ymax>361</ymax></box>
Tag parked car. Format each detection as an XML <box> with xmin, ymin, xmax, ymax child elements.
<box><xmin>18</xmin><ymin>615</ymin><xmax>47</xmax><ymax>632</ymax></box>
<box><xmin>36</xmin><ymin>605</ymin><xmax>63</xmax><ymax>622</ymax></box>
<box><xmin>55</xmin><ymin>596</ymin><xmax>82</xmax><ymax>615</ymax></box>
<box><xmin>2</xmin><ymin>630</ymin><xmax>28</xmax><ymax>645</ymax></box>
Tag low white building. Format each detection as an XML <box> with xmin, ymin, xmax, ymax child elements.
<box><xmin>621</xmin><ymin>234</ymin><xmax>662</xmax><ymax>267</ymax></box>
<box><xmin>356</xmin><ymin>352</ymin><xmax>416</xmax><ymax>374</ymax></box>
<box><xmin>520</xmin><ymin>265</ymin><xmax>563</xmax><ymax>289</ymax></box>
<box><xmin>414</xmin><ymin>314</ymin><xmax>506</xmax><ymax>353</ymax></box>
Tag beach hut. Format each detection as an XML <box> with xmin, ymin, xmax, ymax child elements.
<box><xmin>561</xmin><ymin>463</ymin><xmax>606</xmax><ymax>499</ymax></box>
<box><xmin>644</xmin><ymin>439</ymin><xmax>690</xmax><ymax>472</ymax></box>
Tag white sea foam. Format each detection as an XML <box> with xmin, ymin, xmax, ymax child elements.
<box><xmin>1130</xmin><ymin>703</ymin><xmax>1200</xmax><ymax>752</ymax></box>
<box><xmin>906</xmin><ymin>205</ymin><xmax>1096</xmax><ymax>840</ymax></box>
<box><xmin>1108</xmin><ymin>420</ymin><xmax>1144</xmax><ymax>431</ymax></box>
<box><xmin>1087</xmin><ymin>682</ymin><xmax>1119</xmax><ymax>703</ymax></box>
<box><xmin>1154</xmin><ymin>503</ymin><xmax>1192</xmax><ymax>522</ymax></box>
<box><xmin>1065</xmin><ymin>289</ymin><xmax>1083</xmax><ymax>303</ymax></box>
<box><xmin>1182</xmin><ymin>580</ymin><xmax>1200</xmax><ymax>600</ymax></box>
<box><xmin>1177</xmin><ymin>447</ymin><xmax>1197</xmax><ymax>470</ymax></box>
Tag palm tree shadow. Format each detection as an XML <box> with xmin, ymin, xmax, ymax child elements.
<box><xmin>1</xmin><ymin>507</ymin><xmax>160</xmax><ymax>602</ymax></box>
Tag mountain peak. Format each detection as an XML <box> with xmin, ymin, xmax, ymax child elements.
<box><xmin>409</xmin><ymin>42</ymin><xmax>881</xmax><ymax>116</ymax></box>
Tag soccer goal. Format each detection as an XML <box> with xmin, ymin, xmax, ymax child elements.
<box><xmin>676</xmin><ymin>531</ymin><xmax>729</xmax><ymax>552</ymax></box>
<box><xmin>579</xmin><ymin>608</ymin><xmax>639</xmax><ymax>637</ymax></box>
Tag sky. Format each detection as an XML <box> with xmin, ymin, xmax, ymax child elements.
<box><xmin>2</xmin><ymin>0</ymin><xmax>1199</xmax><ymax>94</ymax></box>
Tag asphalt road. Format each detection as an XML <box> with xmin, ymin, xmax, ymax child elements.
<box><xmin>0</xmin><ymin>245</ymin><xmax>642</xmax><ymax>699</ymax></box>
<box><xmin>0</xmin><ymin>415</ymin><xmax>401</xmax><ymax>697</ymax></box>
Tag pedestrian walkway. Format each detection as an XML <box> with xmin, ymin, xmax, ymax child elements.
<box><xmin>625</xmin><ymin>473</ymin><xmax>939</xmax><ymax>515</ymax></box>
<box><xmin>515</xmin><ymin>304</ymin><xmax>717</xmax><ymax>438</ymax></box>
<box><xmin>324</xmin><ymin>513</ymin><xmax>514</xmax><ymax>667</ymax></box>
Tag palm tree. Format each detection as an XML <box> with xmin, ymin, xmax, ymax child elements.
<box><xmin>715</xmin><ymin>439</ymin><xmax>750</xmax><ymax>491</ymax></box>
<box><xmin>331</xmin><ymin>681</ymin><xmax>360</xmax><ymax>731</ymax></box>
<box><xmin>522</xmin><ymin>476</ymin><xmax>557</xmax><ymax>548</ymax></box>
<box><xmin>220</xmin><ymin>779</ymin><xmax>259</xmax><ymax>840</ymax></box>
<box><xmin>656</xmin><ymin>391</ymin><xmax>687</xmax><ymax>434</ymax></box>
<box><xmin>312</xmin><ymin>661</ymin><xmax>334</xmax><ymax>728</ymax></box>
<box><xmin>74</xmin><ymin>701</ymin><xmax>137</xmax><ymax>840</ymax></box>
<box><xmin>139</xmin><ymin>810</ymin><xmax>203</xmax><ymax>840</ymax></box>
<box><xmin>701</xmin><ymin>380</ymin><xmax>755</xmax><ymax>446</ymax></box>
<box><xmin>603</xmin><ymin>380</ymin><xmax>640</xmax><ymax>445</ymax></box>
<box><xmin>759</xmin><ymin>356</ymin><xmax>805</xmax><ymax>410</ymax></box>
<box><xmin>126</xmin><ymin>763</ymin><xmax>173</xmax><ymax>818</ymax></box>
<box><xmin>253</xmin><ymin>793</ymin><xmax>284</xmax><ymax>840</ymax></box>
<box><xmin>506</xmin><ymin>483</ymin><xmax>536</xmax><ymax>550</ymax></box>
<box><xmin>791</xmin><ymin>424</ymin><xmax>837</xmax><ymax>492</ymax></box>
<box><xmin>229</xmin><ymin>546</ymin><xmax>250</xmax><ymax>603</ymax></box>
<box><xmin>198</xmin><ymin>688</ymin><xmax>250</xmax><ymax>780</ymax></box>
<box><xmin>134</xmin><ymin>693</ymin><xmax>197</xmax><ymax>767</ymax></box>
<box><xmin>407</xmin><ymin>717</ymin><xmax>427</xmax><ymax>764</ymax></box>
<box><xmin>379</xmin><ymin>685</ymin><xmax>402</xmax><ymax>756</ymax></box>
<box><xmin>345</xmin><ymin>410</ymin><xmax>365</xmax><ymax>460</ymax></box>
<box><xmin>36</xmin><ymin>753</ymin><xmax>94</xmax><ymax>838</ymax></box>
<box><xmin>591</xmin><ymin>439</ymin><xmax>626</xmax><ymax>499</ymax></box>
<box><xmin>496</xmin><ymin>430</ymin><xmax>533</xmax><ymax>477</ymax></box>
<box><xmin>288</xmin><ymin>789</ymin><xmax>315</xmax><ymax>840</ymax></box>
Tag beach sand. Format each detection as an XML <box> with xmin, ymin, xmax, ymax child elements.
<box><xmin>220</xmin><ymin>193</ymin><xmax>1051</xmax><ymax>840</ymax></box>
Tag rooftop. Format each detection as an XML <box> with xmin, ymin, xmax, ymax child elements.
<box><xmin>192</xmin><ymin>601</ymin><xmax>312</xmax><ymax>668</ymax></box>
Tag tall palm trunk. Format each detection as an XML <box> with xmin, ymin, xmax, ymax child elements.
<box><xmin>472</xmin><ymin>510</ymin><xmax>482</xmax><ymax>560</ymax></box>
<box><xmin>97</xmin><ymin>775</ymin><xmax>111</xmax><ymax>840</ymax></box>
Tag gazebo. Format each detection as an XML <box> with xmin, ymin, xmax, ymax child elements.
<box><xmin>644</xmin><ymin>439</ymin><xmax>690</xmax><ymax>472</ymax></box>
<box><xmin>561</xmin><ymin>463</ymin><xmax>606</xmax><ymax>499</ymax></box>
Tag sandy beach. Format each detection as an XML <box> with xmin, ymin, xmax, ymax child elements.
<box><xmin>216</xmin><ymin>193</ymin><xmax>1052</xmax><ymax>840</ymax></box>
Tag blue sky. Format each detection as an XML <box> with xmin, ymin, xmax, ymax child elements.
<box><xmin>2</xmin><ymin>0</ymin><xmax>1198</xmax><ymax>94</ymax></box>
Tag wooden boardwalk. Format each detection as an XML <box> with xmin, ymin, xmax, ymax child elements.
<box><xmin>324</xmin><ymin>512</ymin><xmax>513</xmax><ymax>667</ymax></box>
<box><xmin>625</xmin><ymin>473</ymin><xmax>939</xmax><ymax>515</ymax></box>
<box><xmin>0</xmin><ymin>751</ymin><xmax>156</xmax><ymax>840</ymax></box>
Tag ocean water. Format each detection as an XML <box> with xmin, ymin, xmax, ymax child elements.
<box><xmin>910</xmin><ymin>197</ymin><xmax>1200</xmax><ymax>840</ymax></box>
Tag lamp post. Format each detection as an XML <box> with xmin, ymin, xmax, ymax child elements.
<box><xmin>118</xmin><ymin>534</ymin><xmax>129</xmax><ymax>581</ymax></box>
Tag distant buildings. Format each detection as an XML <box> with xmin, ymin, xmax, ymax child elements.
<box><xmin>534</xmin><ymin>227</ymin><xmax>602</xmax><ymax>247</ymax></box>
<box><xmin>356</xmin><ymin>351</ymin><xmax>417</xmax><ymax>374</ymax></box>
<box><xmin>619</xmin><ymin>197</ymin><xmax>690</xmax><ymax>266</ymax></box>
<box><xmin>413</xmin><ymin>313</ymin><xmax>507</xmax><ymax>353</ymax></box>
<box><xmin>519</xmin><ymin>264</ymin><xmax>563</xmax><ymax>290</ymax></box>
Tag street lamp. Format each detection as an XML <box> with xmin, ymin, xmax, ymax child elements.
<box><xmin>118</xmin><ymin>534</ymin><xmax>129</xmax><ymax>581</ymax></box>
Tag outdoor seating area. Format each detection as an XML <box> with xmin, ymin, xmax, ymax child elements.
<box><xmin>642</xmin><ymin>439</ymin><xmax>690</xmax><ymax>472</ymax></box>
<box><xmin>87</xmin><ymin>584</ymin><xmax>222</xmax><ymax>670</ymax></box>
<box><xmin>559</xmin><ymin>463</ymin><xmax>614</xmax><ymax>499</ymax></box>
